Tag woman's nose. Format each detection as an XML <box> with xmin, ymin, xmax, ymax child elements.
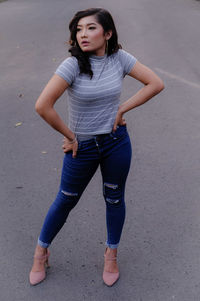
<box><xmin>81</xmin><ymin>28</ymin><xmax>87</xmax><ymax>38</ymax></box>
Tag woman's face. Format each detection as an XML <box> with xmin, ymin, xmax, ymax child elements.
<box><xmin>76</xmin><ymin>15</ymin><xmax>111</xmax><ymax>56</ymax></box>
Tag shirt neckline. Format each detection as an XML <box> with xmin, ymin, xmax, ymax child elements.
<box><xmin>90</xmin><ymin>54</ymin><xmax>107</xmax><ymax>61</ymax></box>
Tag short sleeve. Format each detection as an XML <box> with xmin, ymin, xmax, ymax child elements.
<box><xmin>118</xmin><ymin>49</ymin><xmax>137</xmax><ymax>77</ymax></box>
<box><xmin>55</xmin><ymin>56</ymin><xmax>78</xmax><ymax>85</ymax></box>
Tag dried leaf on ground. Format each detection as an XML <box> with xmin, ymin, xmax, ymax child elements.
<box><xmin>15</xmin><ymin>122</ymin><xmax>22</xmax><ymax>127</ymax></box>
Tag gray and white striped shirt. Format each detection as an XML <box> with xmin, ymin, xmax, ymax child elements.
<box><xmin>55</xmin><ymin>49</ymin><xmax>137</xmax><ymax>136</ymax></box>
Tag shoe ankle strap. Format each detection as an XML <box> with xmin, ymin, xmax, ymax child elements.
<box><xmin>34</xmin><ymin>249</ymin><xmax>49</xmax><ymax>260</ymax></box>
<box><xmin>34</xmin><ymin>254</ymin><xmax>48</xmax><ymax>260</ymax></box>
<box><xmin>104</xmin><ymin>254</ymin><xmax>117</xmax><ymax>261</ymax></box>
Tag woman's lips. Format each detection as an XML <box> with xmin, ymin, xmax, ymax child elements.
<box><xmin>81</xmin><ymin>41</ymin><xmax>89</xmax><ymax>46</ymax></box>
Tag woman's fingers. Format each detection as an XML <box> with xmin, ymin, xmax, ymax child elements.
<box><xmin>72</xmin><ymin>142</ymin><xmax>78</xmax><ymax>158</ymax></box>
<box><xmin>121</xmin><ymin>118</ymin><xmax>126</xmax><ymax>125</ymax></box>
<box><xmin>62</xmin><ymin>137</ymin><xmax>78</xmax><ymax>156</ymax></box>
<box><xmin>113</xmin><ymin>115</ymin><xmax>126</xmax><ymax>132</ymax></box>
<box><xmin>72</xmin><ymin>149</ymin><xmax>77</xmax><ymax>158</ymax></box>
<box><xmin>112</xmin><ymin>121</ymin><xmax>118</xmax><ymax>132</ymax></box>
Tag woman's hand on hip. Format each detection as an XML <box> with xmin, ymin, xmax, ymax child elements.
<box><xmin>112</xmin><ymin>110</ymin><xmax>126</xmax><ymax>132</ymax></box>
<box><xmin>62</xmin><ymin>137</ymin><xmax>78</xmax><ymax>158</ymax></box>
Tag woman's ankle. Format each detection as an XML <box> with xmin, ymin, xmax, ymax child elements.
<box><xmin>105</xmin><ymin>247</ymin><xmax>117</xmax><ymax>255</ymax></box>
<box><xmin>35</xmin><ymin>244</ymin><xmax>47</xmax><ymax>254</ymax></box>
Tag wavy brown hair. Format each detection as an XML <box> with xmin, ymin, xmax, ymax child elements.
<box><xmin>68</xmin><ymin>8</ymin><xmax>121</xmax><ymax>78</ymax></box>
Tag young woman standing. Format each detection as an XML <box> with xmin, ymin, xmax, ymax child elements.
<box><xmin>29</xmin><ymin>8</ymin><xmax>164</xmax><ymax>287</ymax></box>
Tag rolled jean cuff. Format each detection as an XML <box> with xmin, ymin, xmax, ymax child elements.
<box><xmin>38</xmin><ymin>238</ymin><xmax>50</xmax><ymax>248</ymax></box>
<box><xmin>105</xmin><ymin>241</ymin><xmax>119</xmax><ymax>249</ymax></box>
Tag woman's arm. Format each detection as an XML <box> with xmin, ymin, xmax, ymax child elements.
<box><xmin>113</xmin><ymin>61</ymin><xmax>165</xmax><ymax>131</ymax></box>
<box><xmin>35</xmin><ymin>74</ymin><xmax>78</xmax><ymax>157</ymax></box>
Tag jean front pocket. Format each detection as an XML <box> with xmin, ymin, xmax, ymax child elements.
<box><xmin>77</xmin><ymin>139</ymin><xmax>95</xmax><ymax>153</ymax></box>
<box><xmin>110</xmin><ymin>125</ymin><xmax>127</xmax><ymax>140</ymax></box>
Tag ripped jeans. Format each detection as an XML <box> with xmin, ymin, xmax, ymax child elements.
<box><xmin>38</xmin><ymin>125</ymin><xmax>132</xmax><ymax>249</ymax></box>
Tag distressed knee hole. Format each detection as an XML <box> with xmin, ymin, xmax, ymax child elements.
<box><xmin>57</xmin><ymin>190</ymin><xmax>79</xmax><ymax>210</ymax></box>
<box><xmin>104</xmin><ymin>182</ymin><xmax>118</xmax><ymax>189</ymax></box>
<box><xmin>103</xmin><ymin>182</ymin><xmax>121</xmax><ymax>205</ymax></box>
<box><xmin>61</xmin><ymin>190</ymin><xmax>78</xmax><ymax>197</ymax></box>
<box><xmin>105</xmin><ymin>198</ymin><xmax>120</xmax><ymax>204</ymax></box>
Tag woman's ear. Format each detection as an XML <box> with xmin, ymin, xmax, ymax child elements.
<box><xmin>105</xmin><ymin>30</ymin><xmax>112</xmax><ymax>40</ymax></box>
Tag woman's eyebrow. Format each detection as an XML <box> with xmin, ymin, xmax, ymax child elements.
<box><xmin>77</xmin><ymin>22</ymin><xmax>97</xmax><ymax>27</ymax></box>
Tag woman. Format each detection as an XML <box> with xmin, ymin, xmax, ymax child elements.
<box><xmin>29</xmin><ymin>8</ymin><xmax>164</xmax><ymax>287</ymax></box>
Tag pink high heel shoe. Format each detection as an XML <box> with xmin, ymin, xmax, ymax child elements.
<box><xmin>103</xmin><ymin>248</ymin><xmax>120</xmax><ymax>286</ymax></box>
<box><xmin>29</xmin><ymin>249</ymin><xmax>50</xmax><ymax>286</ymax></box>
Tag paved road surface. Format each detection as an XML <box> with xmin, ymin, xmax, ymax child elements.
<box><xmin>0</xmin><ymin>0</ymin><xmax>200</xmax><ymax>300</ymax></box>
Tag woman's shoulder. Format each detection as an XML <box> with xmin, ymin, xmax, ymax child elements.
<box><xmin>59</xmin><ymin>56</ymin><xmax>78</xmax><ymax>67</ymax></box>
<box><xmin>111</xmin><ymin>49</ymin><xmax>137</xmax><ymax>76</ymax></box>
<box><xmin>55</xmin><ymin>56</ymin><xmax>79</xmax><ymax>85</ymax></box>
<box><xmin>56</xmin><ymin>56</ymin><xmax>79</xmax><ymax>75</ymax></box>
<box><xmin>113</xmin><ymin>49</ymin><xmax>136</xmax><ymax>60</ymax></box>
<box><xmin>110</xmin><ymin>49</ymin><xmax>136</xmax><ymax>65</ymax></box>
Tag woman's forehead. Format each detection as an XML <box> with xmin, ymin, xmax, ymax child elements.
<box><xmin>77</xmin><ymin>15</ymin><xmax>98</xmax><ymax>26</ymax></box>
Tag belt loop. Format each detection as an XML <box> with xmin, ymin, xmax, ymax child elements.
<box><xmin>94</xmin><ymin>136</ymin><xmax>99</xmax><ymax>147</ymax></box>
<box><xmin>110</xmin><ymin>131</ymin><xmax>117</xmax><ymax>140</ymax></box>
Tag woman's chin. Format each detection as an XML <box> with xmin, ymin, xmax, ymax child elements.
<box><xmin>81</xmin><ymin>48</ymin><xmax>93</xmax><ymax>53</ymax></box>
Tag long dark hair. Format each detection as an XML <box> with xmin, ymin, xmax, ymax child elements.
<box><xmin>68</xmin><ymin>8</ymin><xmax>121</xmax><ymax>78</ymax></box>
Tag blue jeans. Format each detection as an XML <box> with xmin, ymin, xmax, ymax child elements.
<box><xmin>38</xmin><ymin>125</ymin><xmax>132</xmax><ymax>249</ymax></box>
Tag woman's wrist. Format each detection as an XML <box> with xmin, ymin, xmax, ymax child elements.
<box><xmin>118</xmin><ymin>105</ymin><xmax>126</xmax><ymax>115</ymax></box>
<box><xmin>68</xmin><ymin>136</ymin><xmax>77</xmax><ymax>144</ymax></box>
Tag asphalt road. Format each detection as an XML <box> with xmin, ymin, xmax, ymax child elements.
<box><xmin>0</xmin><ymin>0</ymin><xmax>200</xmax><ymax>300</ymax></box>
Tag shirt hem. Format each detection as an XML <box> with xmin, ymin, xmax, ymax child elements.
<box><xmin>72</xmin><ymin>130</ymin><xmax>113</xmax><ymax>136</ymax></box>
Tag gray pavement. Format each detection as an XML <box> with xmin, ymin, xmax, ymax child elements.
<box><xmin>0</xmin><ymin>0</ymin><xmax>200</xmax><ymax>300</ymax></box>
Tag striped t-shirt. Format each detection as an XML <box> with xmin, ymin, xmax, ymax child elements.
<box><xmin>55</xmin><ymin>49</ymin><xmax>137</xmax><ymax>137</ymax></box>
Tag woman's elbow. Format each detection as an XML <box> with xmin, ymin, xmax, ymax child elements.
<box><xmin>152</xmin><ymin>78</ymin><xmax>165</xmax><ymax>94</ymax></box>
<box><xmin>35</xmin><ymin>101</ymin><xmax>45</xmax><ymax>116</ymax></box>
<box><xmin>157</xmin><ymin>79</ymin><xmax>165</xmax><ymax>92</ymax></box>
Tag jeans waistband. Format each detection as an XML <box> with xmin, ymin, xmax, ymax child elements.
<box><xmin>76</xmin><ymin>125</ymin><xmax>127</xmax><ymax>142</ymax></box>
<box><xmin>76</xmin><ymin>132</ymin><xmax>112</xmax><ymax>142</ymax></box>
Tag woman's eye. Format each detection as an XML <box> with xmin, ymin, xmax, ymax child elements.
<box><xmin>76</xmin><ymin>26</ymin><xmax>96</xmax><ymax>32</ymax></box>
